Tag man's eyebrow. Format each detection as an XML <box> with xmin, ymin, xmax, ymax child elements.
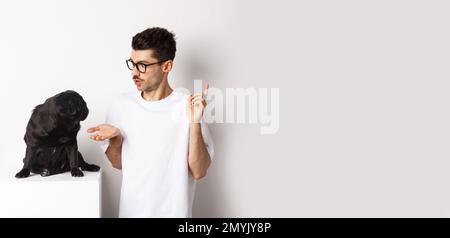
<box><xmin>129</xmin><ymin>58</ymin><xmax>151</xmax><ymax>64</ymax></box>
<box><xmin>135</xmin><ymin>60</ymin><xmax>151</xmax><ymax>64</ymax></box>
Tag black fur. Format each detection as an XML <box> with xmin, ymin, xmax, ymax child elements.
<box><xmin>15</xmin><ymin>90</ymin><xmax>100</xmax><ymax>178</ymax></box>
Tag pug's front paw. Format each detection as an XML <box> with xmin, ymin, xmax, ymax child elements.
<box><xmin>15</xmin><ymin>168</ymin><xmax>30</xmax><ymax>178</ymax></box>
<box><xmin>70</xmin><ymin>168</ymin><xmax>84</xmax><ymax>177</ymax></box>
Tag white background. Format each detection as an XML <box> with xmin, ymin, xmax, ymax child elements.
<box><xmin>1</xmin><ymin>0</ymin><xmax>450</xmax><ymax>217</ymax></box>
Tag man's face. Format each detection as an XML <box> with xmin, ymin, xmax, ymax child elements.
<box><xmin>130</xmin><ymin>49</ymin><xmax>164</xmax><ymax>92</ymax></box>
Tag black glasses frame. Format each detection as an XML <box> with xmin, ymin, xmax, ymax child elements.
<box><xmin>126</xmin><ymin>59</ymin><xmax>168</xmax><ymax>73</ymax></box>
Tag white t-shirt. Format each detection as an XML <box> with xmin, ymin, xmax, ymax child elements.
<box><xmin>100</xmin><ymin>90</ymin><xmax>215</xmax><ymax>218</ymax></box>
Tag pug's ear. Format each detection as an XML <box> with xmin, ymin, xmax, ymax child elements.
<box><xmin>79</xmin><ymin>101</ymin><xmax>89</xmax><ymax>121</ymax></box>
<box><xmin>41</xmin><ymin>100</ymin><xmax>58</xmax><ymax>135</ymax></box>
<box><xmin>43</xmin><ymin>108</ymin><xmax>57</xmax><ymax>132</ymax></box>
<box><xmin>30</xmin><ymin>103</ymin><xmax>57</xmax><ymax>137</ymax></box>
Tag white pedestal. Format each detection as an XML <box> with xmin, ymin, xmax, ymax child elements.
<box><xmin>0</xmin><ymin>170</ymin><xmax>101</xmax><ymax>218</ymax></box>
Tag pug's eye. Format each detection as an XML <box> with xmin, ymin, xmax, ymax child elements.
<box><xmin>60</xmin><ymin>107</ymin><xmax>75</xmax><ymax>115</ymax></box>
<box><xmin>60</xmin><ymin>108</ymin><xmax>69</xmax><ymax>114</ymax></box>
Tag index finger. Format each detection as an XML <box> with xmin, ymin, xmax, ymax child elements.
<box><xmin>87</xmin><ymin>127</ymin><xmax>99</xmax><ymax>133</ymax></box>
<box><xmin>203</xmin><ymin>83</ymin><xmax>209</xmax><ymax>97</ymax></box>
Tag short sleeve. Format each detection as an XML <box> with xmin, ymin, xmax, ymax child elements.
<box><xmin>99</xmin><ymin>102</ymin><xmax>122</xmax><ymax>154</ymax></box>
<box><xmin>200</xmin><ymin>121</ymin><xmax>215</xmax><ymax>160</ymax></box>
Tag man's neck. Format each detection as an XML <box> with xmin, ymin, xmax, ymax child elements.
<box><xmin>141</xmin><ymin>81</ymin><xmax>173</xmax><ymax>101</ymax></box>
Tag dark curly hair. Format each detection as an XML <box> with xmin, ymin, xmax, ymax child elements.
<box><xmin>132</xmin><ymin>27</ymin><xmax>176</xmax><ymax>62</ymax></box>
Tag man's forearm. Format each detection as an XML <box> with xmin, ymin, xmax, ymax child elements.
<box><xmin>188</xmin><ymin>123</ymin><xmax>211</xmax><ymax>179</ymax></box>
<box><xmin>106</xmin><ymin>134</ymin><xmax>123</xmax><ymax>170</ymax></box>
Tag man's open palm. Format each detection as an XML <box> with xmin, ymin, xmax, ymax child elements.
<box><xmin>87</xmin><ymin>124</ymin><xmax>120</xmax><ymax>141</ymax></box>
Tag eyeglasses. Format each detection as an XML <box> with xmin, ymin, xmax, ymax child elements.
<box><xmin>126</xmin><ymin>59</ymin><xmax>168</xmax><ymax>73</ymax></box>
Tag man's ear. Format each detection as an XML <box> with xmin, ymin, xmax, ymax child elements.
<box><xmin>162</xmin><ymin>60</ymin><xmax>173</xmax><ymax>73</ymax></box>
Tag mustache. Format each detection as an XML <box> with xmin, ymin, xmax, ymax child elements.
<box><xmin>133</xmin><ymin>76</ymin><xmax>142</xmax><ymax>81</ymax></box>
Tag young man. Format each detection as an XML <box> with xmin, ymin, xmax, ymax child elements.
<box><xmin>87</xmin><ymin>27</ymin><xmax>214</xmax><ymax>218</ymax></box>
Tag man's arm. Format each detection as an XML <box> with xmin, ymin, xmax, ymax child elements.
<box><xmin>187</xmin><ymin>83</ymin><xmax>213</xmax><ymax>180</ymax></box>
<box><xmin>188</xmin><ymin>123</ymin><xmax>211</xmax><ymax>180</ymax></box>
<box><xmin>106</xmin><ymin>134</ymin><xmax>123</xmax><ymax>170</ymax></box>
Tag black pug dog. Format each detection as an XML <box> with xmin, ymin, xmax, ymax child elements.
<box><xmin>15</xmin><ymin>90</ymin><xmax>100</xmax><ymax>178</ymax></box>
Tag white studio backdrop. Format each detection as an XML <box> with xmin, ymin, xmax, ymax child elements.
<box><xmin>1</xmin><ymin>0</ymin><xmax>450</xmax><ymax>217</ymax></box>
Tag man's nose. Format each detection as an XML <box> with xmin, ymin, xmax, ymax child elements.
<box><xmin>132</xmin><ymin>67</ymin><xmax>140</xmax><ymax>77</ymax></box>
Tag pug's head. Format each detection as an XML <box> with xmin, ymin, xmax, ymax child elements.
<box><xmin>53</xmin><ymin>90</ymin><xmax>89</xmax><ymax>122</ymax></box>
